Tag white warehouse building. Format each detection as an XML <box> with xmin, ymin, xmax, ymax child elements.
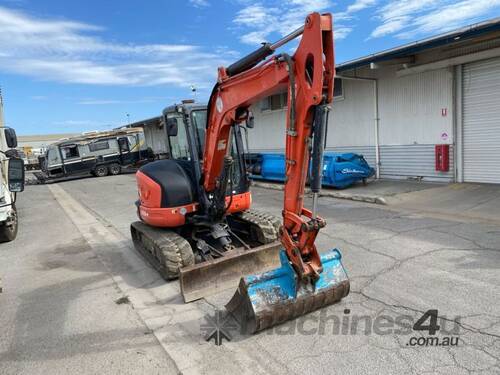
<box><xmin>247</xmin><ymin>18</ymin><xmax>500</xmax><ymax>184</ymax></box>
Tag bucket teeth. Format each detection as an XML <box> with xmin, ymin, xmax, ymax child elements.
<box><xmin>226</xmin><ymin>249</ymin><xmax>350</xmax><ymax>333</ymax></box>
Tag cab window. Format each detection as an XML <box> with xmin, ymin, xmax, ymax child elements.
<box><xmin>167</xmin><ymin>113</ymin><xmax>190</xmax><ymax>160</ymax></box>
<box><xmin>191</xmin><ymin>110</ymin><xmax>207</xmax><ymax>158</ymax></box>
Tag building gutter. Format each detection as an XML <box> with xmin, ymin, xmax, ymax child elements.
<box><xmin>336</xmin><ymin>75</ymin><xmax>381</xmax><ymax>179</ymax></box>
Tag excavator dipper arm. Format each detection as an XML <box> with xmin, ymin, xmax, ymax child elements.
<box><xmin>203</xmin><ymin>13</ymin><xmax>334</xmax><ymax>281</ymax></box>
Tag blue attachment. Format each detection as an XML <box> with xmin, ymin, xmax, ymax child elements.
<box><xmin>226</xmin><ymin>248</ymin><xmax>350</xmax><ymax>332</ymax></box>
<box><xmin>245</xmin><ymin>249</ymin><xmax>348</xmax><ymax>304</ymax></box>
<box><xmin>252</xmin><ymin>152</ymin><xmax>375</xmax><ymax>189</ymax></box>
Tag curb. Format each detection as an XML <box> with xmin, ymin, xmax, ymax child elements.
<box><xmin>252</xmin><ymin>181</ymin><xmax>387</xmax><ymax>205</ymax></box>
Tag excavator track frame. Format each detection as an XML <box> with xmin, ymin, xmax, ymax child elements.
<box><xmin>130</xmin><ymin>221</ymin><xmax>195</xmax><ymax>280</ymax></box>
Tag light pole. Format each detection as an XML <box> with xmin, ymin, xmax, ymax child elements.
<box><xmin>191</xmin><ymin>85</ymin><xmax>197</xmax><ymax>101</ymax></box>
<box><xmin>126</xmin><ymin>113</ymin><xmax>130</xmax><ymax>126</ymax></box>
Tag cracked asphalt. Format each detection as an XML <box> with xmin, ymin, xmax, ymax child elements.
<box><xmin>1</xmin><ymin>174</ymin><xmax>499</xmax><ymax>374</ymax></box>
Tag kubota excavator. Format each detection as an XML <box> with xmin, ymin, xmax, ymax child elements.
<box><xmin>131</xmin><ymin>12</ymin><xmax>349</xmax><ymax>333</ymax></box>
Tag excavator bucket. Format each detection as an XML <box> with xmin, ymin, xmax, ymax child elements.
<box><xmin>226</xmin><ymin>249</ymin><xmax>350</xmax><ymax>333</ymax></box>
<box><xmin>180</xmin><ymin>242</ymin><xmax>281</xmax><ymax>302</ymax></box>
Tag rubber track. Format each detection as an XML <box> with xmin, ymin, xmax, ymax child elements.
<box><xmin>131</xmin><ymin>221</ymin><xmax>194</xmax><ymax>280</ymax></box>
<box><xmin>235</xmin><ymin>210</ymin><xmax>281</xmax><ymax>244</ymax></box>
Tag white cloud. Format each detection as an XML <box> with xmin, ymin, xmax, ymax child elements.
<box><xmin>234</xmin><ymin>4</ymin><xmax>273</xmax><ymax>27</ymax></box>
<box><xmin>0</xmin><ymin>6</ymin><xmax>231</xmax><ymax>87</ymax></box>
<box><xmin>231</xmin><ymin>0</ymin><xmax>380</xmax><ymax>45</ymax></box>
<box><xmin>232</xmin><ymin>0</ymin><xmax>354</xmax><ymax>44</ymax></box>
<box><xmin>347</xmin><ymin>0</ymin><xmax>377</xmax><ymax>13</ymax></box>
<box><xmin>412</xmin><ymin>0</ymin><xmax>500</xmax><ymax>34</ymax></box>
<box><xmin>189</xmin><ymin>0</ymin><xmax>210</xmax><ymax>8</ymax></box>
<box><xmin>335</xmin><ymin>26</ymin><xmax>354</xmax><ymax>40</ymax></box>
<box><xmin>371</xmin><ymin>16</ymin><xmax>411</xmax><ymax>38</ymax></box>
<box><xmin>371</xmin><ymin>0</ymin><xmax>500</xmax><ymax>39</ymax></box>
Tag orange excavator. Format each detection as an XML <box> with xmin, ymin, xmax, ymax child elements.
<box><xmin>131</xmin><ymin>12</ymin><xmax>349</xmax><ymax>332</ymax></box>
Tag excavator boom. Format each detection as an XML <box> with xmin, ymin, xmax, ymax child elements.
<box><xmin>200</xmin><ymin>12</ymin><xmax>350</xmax><ymax>332</ymax></box>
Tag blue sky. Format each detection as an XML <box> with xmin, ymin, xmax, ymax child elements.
<box><xmin>0</xmin><ymin>0</ymin><xmax>499</xmax><ymax>135</ymax></box>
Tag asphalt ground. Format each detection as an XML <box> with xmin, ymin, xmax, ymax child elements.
<box><xmin>1</xmin><ymin>174</ymin><xmax>499</xmax><ymax>374</ymax></box>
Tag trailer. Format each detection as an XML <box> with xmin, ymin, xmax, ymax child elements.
<box><xmin>36</xmin><ymin>128</ymin><xmax>149</xmax><ymax>182</ymax></box>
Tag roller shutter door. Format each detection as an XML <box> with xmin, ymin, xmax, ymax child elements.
<box><xmin>463</xmin><ymin>57</ymin><xmax>500</xmax><ymax>183</ymax></box>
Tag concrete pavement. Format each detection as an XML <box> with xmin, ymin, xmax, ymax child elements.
<box><xmin>253</xmin><ymin>178</ymin><xmax>442</xmax><ymax>205</ymax></box>
<box><xmin>1</xmin><ymin>174</ymin><xmax>499</xmax><ymax>374</ymax></box>
<box><xmin>0</xmin><ymin>184</ymin><xmax>179</xmax><ymax>375</ymax></box>
<box><xmin>388</xmin><ymin>182</ymin><xmax>500</xmax><ymax>224</ymax></box>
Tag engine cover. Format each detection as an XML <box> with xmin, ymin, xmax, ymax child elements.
<box><xmin>137</xmin><ymin>160</ymin><xmax>196</xmax><ymax>209</ymax></box>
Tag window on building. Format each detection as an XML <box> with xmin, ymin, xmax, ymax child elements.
<box><xmin>333</xmin><ymin>78</ymin><xmax>344</xmax><ymax>99</ymax></box>
<box><xmin>89</xmin><ymin>140</ymin><xmax>110</xmax><ymax>152</ymax></box>
<box><xmin>261</xmin><ymin>92</ymin><xmax>287</xmax><ymax>112</ymax></box>
<box><xmin>61</xmin><ymin>145</ymin><xmax>79</xmax><ymax>159</ymax></box>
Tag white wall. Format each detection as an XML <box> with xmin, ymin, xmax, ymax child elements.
<box><xmin>378</xmin><ymin>67</ymin><xmax>454</xmax><ymax>146</ymax></box>
<box><xmin>248</xmin><ymin>108</ymin><xmax>286</xmax><ymax>152</ymax></box>
<box><xmin>248</xmin><ymin>79</ymin><xmax>375</xmax><ymax>152</ymax></box>
<box><xmin>328</xmin><ymin>79</ymin><xmax>375</xmax><ymax>147</ymax></box>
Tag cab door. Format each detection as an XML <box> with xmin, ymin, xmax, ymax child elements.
<box><xmin>166</xmin><ymin>113</ymin><xmax>192</xmax><ymax>162</ymax></box>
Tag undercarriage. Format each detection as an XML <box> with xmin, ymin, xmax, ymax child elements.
<box><xmin>130</xmin><ymin>209</ymin><xmax>282</xmax><ymax>301</ymax></box>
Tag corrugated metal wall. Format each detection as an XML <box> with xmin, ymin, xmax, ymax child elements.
<box><xmin>376</xmin><ymin>68</ymin><xmax>454</xmax><ymax>181</ymax></box>
<box><xmin>248</xmin><ymin>67</ymin><xmax>454</xmax><ymax>182</ymax></box>
<box><xmin>462</xmin><ymin>57</ymin><xmax>500</xmax><ymax>183</ymax></box>
<box><xmin>379</xmin><ymin>144</ymin><xmax>454</xmax><ymax>181</ymax></box>
<box><xmin>326</xmin><ymin>145</ymin><xmax>376</xmax><ymax>167</ymax></box>
<box><xmin>378</xmin><ymin>68</ymin><xmax>453</xmax><ymax>145</ymax></box>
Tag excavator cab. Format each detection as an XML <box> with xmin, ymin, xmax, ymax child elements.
<box><xmin>162</xmin><ymin>102</ymin><xmax>250</xmax><ymax>200</ymax></box>
<box><xmin>131</xmin><ymin>102</ymin><xmax>282</xmax><ymax>302</ymax></box>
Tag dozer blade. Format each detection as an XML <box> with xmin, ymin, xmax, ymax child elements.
<box><xmin>226</xmin><ymin>249</ymin><xmax>350</xmax><ymax>333</ymax></box>
<box><xmin>180</xmin><ymin>241</ymin><xmax>281</xmax><ymax>303</ymax></box>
